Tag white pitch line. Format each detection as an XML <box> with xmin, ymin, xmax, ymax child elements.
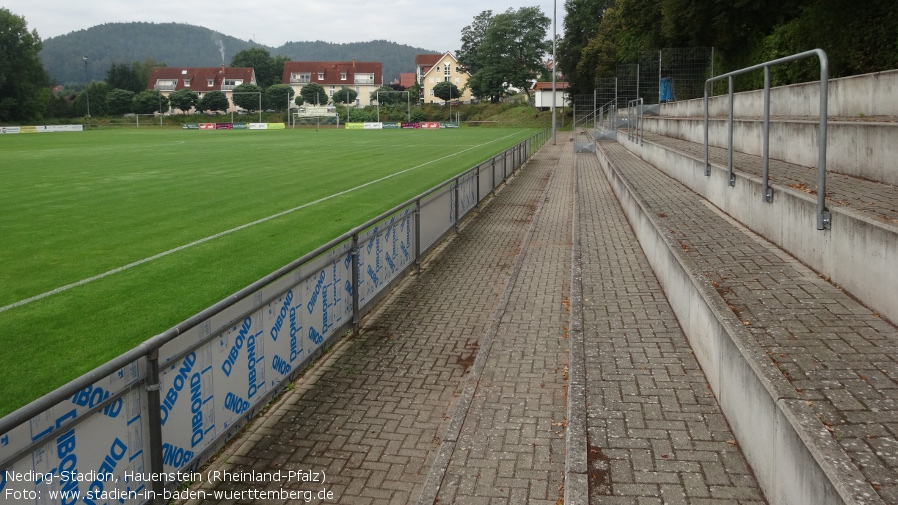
<box><xmin>1</xmin><ymin>132</ymin><xmax>526</xmax><ymax>314</ymax></box>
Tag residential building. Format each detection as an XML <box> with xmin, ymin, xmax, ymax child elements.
<box><xmin>147</xmin><ymin>66</ymin><xmax>257</xmax><ymax>113</ymax></box>
<box><xmin>418</xmin><ymin>52</ymin><xmax>472</xmax><ymax>104</ymax></box>
<box><xmin>282</xmin><ymin>60</ymin><xmax>383</xmax><ymax>107</ymax></box>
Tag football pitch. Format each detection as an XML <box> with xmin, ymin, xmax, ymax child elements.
<box><xmin>0</xmin><ymin>126</ymin><xmax>541</xmax><ymax>416</ymax></box>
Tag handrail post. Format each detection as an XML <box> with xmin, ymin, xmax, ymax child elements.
<box><xmin>762</xmin><ymin>66</ymin><xmax>772</xmax><ymax>202</ymax></box>
<box><xmin>817</xmin><ymin>50</ymin><xmax>831</xmax><ymax>230</ymax></box>
<box><xmin>454</xmin><ymin>177</ymin><xmax>460</xmax><ymax>232</ymax></box>
<box><xmin>414</xmin><ymin>199</ymin><xmax>421</xmax><ymax>273</ymax></box>
<box><xmin>727</xmin><ymin>75</ymin><xmax>735</xmax><ymax>186</ymax></box>
<box><xmin>351</xmin><ymin>233</ymin><xmax>360</xmax><ymax>334</ymax></box>
<box><xmin>704</xmin><ymin>81</ymin><xmax>710</xmax><ymax>176</ymax></box>
<box><xmin>145</xmin><ymin>350</ymin><xmax>166</xmax><ymax>504</ymax></box>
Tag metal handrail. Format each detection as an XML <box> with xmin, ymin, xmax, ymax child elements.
<box><xmin>627</xmin><ymin>98</ymin><xmax>644</xmax><ymax>145</ymax></box>
<box><xmin>597</xmin><ymin>99</ymin><xmax>616</xmax><ymax>131</ymax></box>
<box><xmin>703</xmin><ymin>49</ymin><xmax>830</xmax><ymax>230</ymax></box>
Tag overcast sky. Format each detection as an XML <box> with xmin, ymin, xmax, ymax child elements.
<box><xmin>6</xmin><ymin>0</ymin><xmax>566</xmax><ymax>54</ymax></box>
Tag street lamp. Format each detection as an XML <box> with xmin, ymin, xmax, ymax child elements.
<box><xmin>82</xmin><ymin>56</ymin><xmax>90</xmax><ymax>118</ymax></box>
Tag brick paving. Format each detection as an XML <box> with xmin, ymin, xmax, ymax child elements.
<box><xmin>572</xmin><ymin>150</ymin><xmax>766</xmax><ymax>504</ymax></box>
<box><xmin>174</xmin><ymin>138</ymin><xmax>775</xmax><ymax>505</ymax></box>
<box><xmin>598</xmin><ymin>140</ymin><xmax>898</xmax><ymax>504</ymax></box>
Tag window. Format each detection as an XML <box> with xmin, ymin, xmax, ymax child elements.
<box><xmin>184</xmin><ymin>79</ymin><xmax>191</xmax><ymax>87</ymax></box>
<box><xmin>292</xmin><ymin>73</ymin><xmax>311</xmax><ymax>84</ymax></box>
<box><xmin>154</xmin><ymin>79</ymin><xmax>177</xmax><ymax>91</ymax></box>
<box><xmin>340</xmin><ymin>72</ymin><xmax>347</xmax><ymax>81</ymax></box>
<box><xmin>222</xmin><ymin>78</ymin><xmax>243</xmax><ymax>90</ymax></box>
<box><xmin>329</xmin><ymin>86</ymin><xmax>335</xmax><ymax>97</ymax></box>
<box><xmin>207</xmin><ymin>79</ymin><xmax>214</xmax><ymax>87</ymax></box>
<box><xmin>317</xmin><ymin>72</ymin><xmax>324</xmax><ymax>80</ymax></box>
<box><xmin>444</xmin><ymin>63</ymin><xmax>451</xmax><ymax>82</ymax></box>
<box><xmin>354</xmin><ymin>73</ymin><xmax>374</xmax><ymax>85</ymax></box>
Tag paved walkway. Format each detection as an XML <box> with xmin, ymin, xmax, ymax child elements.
<box><xmin>177</xmin><ymin>139</ymin><xmax>766</xmax><ymax>504</ymax></box>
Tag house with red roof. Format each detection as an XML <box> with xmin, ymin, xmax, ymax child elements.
<box><xmin>282</xmin><ymin>60</ymin><xmax>383</xmax><ymax>107</ymax></box>
<box><xmin>146</xmin><ymin>66</ymin><xmax>257</xmax><ymax>113</ymax></box>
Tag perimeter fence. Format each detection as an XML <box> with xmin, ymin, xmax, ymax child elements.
<box><xmin>572</xmin><ymin>47</ymin><xmax>715</xmax><ymax>131</ymax></box>
<box><xmin>0</xmin><ymin>128</ymin><xmax>551</xmax><ymax>505</ymax></box>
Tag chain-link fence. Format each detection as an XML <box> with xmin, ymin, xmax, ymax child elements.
<box><xmin>589</xmin><ymin>48</ymin><xmax>715</xmax><ymax>106</ymax></box>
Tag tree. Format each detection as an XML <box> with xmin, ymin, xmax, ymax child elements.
<box><xmin>73</xmin><ymin>81</ymin><xmax>111</xmax><ymax>116</ymax></box>
<box><xmin>232</xmin><ymin>83</ymin><xmax>263</xmax><ymax>111</ymax></box>
<box><xmin>457</xmin><ymin>10</ymin><xmax>494</xmax><ymax>76</ymax></box>
<box><xmin>332</xmin><ymin>87</ymin><xmax>358</xmax><ymax>106</ymax></box>
<box><xmin>432</xmin><ymin>81</ymin><xmax>462</xmax><ymax>102</ymax></box>
<box><xmin>132</xmin><ymin>58</ymin><xmax>166</xmax><ymax>90</ymax></box>
<box><xmin>557</xmin><ymin>0</ymin><xmax>614</xmax><ymax>96</ymax></box>
<box><xmin>265</xmin><ymin>84</ymin><xmax>294</xmax><ymax>111</ymax></box>
<box><xmin>169</xmin><ymin>88</ymin><xmax>198</xmax><ymax>113</ymax></box>
<box><xmin>132</xmin><ymin>90</ymin><xmax>168</xmax><ymax>114</ymax></box>
<box><xmin>459</xmin><ymin>8</ymin><xmax>551</xmax><ymax>103</ymax></box>
<box><xmin>300</xmin><ymin>82</ymin><xmax>327</xmax><ymax>105</ymax></box>
<box><xmin>106</xmin><ymin>63</ymin><xmax>143</xmax><ymax>93</ymax></box>
<box><xmin>196</xmin><ymin>90</ymin><xmax>229</xmax><ymax>113</ymax></box>
<box><xmin>0</xmin><ymin>8</ymin><xmax>51</xmax><ymax>121</ymax></box>
<box><xmin>106</xmin><ymin>88</ymin><xmax>135</xmax><ymax>115</ymax></box>
<box><xmin>230</xmin><ymin>47</ymin><xmax>289</xmax><ymax>88</ymax></box>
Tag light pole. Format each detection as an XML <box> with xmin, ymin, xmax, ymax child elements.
<box><xmin>82</xmin><ymin>56</ymin><xmax>90</xmax><ymax>118</ymax></box>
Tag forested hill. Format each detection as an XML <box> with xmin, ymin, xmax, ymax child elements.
<box><xmin>40</xmin><ymin>22</ymin><xmax>439</xmax><ymax>86</ymax></box>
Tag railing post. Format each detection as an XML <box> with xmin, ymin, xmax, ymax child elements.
<box><xmin>762</xmin><ymin>66</ymin><xmax>772</xmax><ymax>202</ymax></box>
<box><xmin>727</xmin><ymin>75</ymin><xmax>735</xmax><ymax>187</ymax></box>
<box><xmin>817</xmin><ymin>50</ymin><xmax>831</xmax><ymax>230</ymax></box>
<box><xmin>475</xmin><ymin>165</ymin><xmax>481</xmax><ymax>209</ymax></box>
<box><xmin>414</xmin><ymin>199</ymin><xmax>421</xmax><ymax>273</ymax></box>
<box><xmin>145</xmin><ymin>350</ymin><xmax>166</xmax><ymax>504</ymax></box>
<box><xmin>351</xmin><ymin>233</ymin><xmax>360</xmax><ymax>334</ymax></box>
<box><xmin>454</xmin><ymin>178</ymin><xmax>460</xmax><ymax>232</ymax></box>
<box><xmin>704</xmin><ymin>81</ymin><xmax>710</xmax><ymax>176</ymax></box>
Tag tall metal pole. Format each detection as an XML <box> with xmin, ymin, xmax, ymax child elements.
<box><xmin>83</xmin><ymin>56</ymin><xmax>90</xmax><ymax>118</ymax></box>
<box><xmin>552</xmin><ymin>0</ymin><xmax>558</xmax><ymax>145</ymax></box>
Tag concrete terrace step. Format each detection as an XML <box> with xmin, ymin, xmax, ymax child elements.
<box><xmin>641</xmin><ymin>116</ymin><xmax>898</xmax><ymax>185</ymax></box>
<box><xmin>594</xmin><ymin>140</ymin><xmax>898</xmax><ymax>504</ymax></box>
<box><xmin>617</xmin><ymin>130</ymin><xmax>898</xmax><ymax>328</ymax></box>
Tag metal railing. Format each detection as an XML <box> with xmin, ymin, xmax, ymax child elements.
<box><xmin>597</xmin><ymin>99</ymin><xmax>617</xmax><ymax>131</ymax></box>
<box><xmin>0</xmin><ymin>128</ymin><xmax>550</xmax><ymax>504</ymax></box>
<box><xmin>627</xmin><ymin>98</ymin><xmax>644</xmax><ymax>145</ymax></box>
<box><xmin>703</xmin><ymin>49</ymin><xmax>830</xmax><ymax>230</ymax></box>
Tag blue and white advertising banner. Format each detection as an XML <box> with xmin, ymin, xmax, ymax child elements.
<box><xmin>152</xmin><ymin>246</ymin><xmax>355</xmax><ymax>476</ymax></box>
<box><xmin>1</xmin><ymin>383</ymin><xmax>148</xmax><ymax>505</ymax></box>
<box><xmin>301</xmin><ymin>252</ymin><xmax>353</xmax><ymax>355</ymax></box>
<box><xmin>356</xmin><ymin>210</ymin><xmax>414</xmax><ymax>307</ymax></box>
<box><xmin>158</xmin><ymin>345</ymin><xmax>216</xmax><ymax>474</ymax></box>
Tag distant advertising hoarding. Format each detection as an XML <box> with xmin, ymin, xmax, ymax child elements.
<box><xmin>363</xmin><ymin>123</ymin><xmax>383</xmax><ymax>130</ymax></box>
<box><xmin>214</xmin><ymin>123</ymin><xmax>233</xmax><ymax>130</ymax></box>
<box><xmin>345</xmin><ymin>123</ymin><xmax>365</xmax><ymax>130</ymax></box>
<box><xmin>199</xmin><ymin>123</ymin><xmax>216</xmax><ymax>130</ymax></box>
<box><xmin>267</xmin><ymin>123</ymin><xmax>285</xmax><ymax>129</ymax></box>
<box><xmin>0</xmin><ymin>125</ymin><xmax>83</xmax><ymax>134</ymax></box>
<box><xmin>421</xmin><ymin>122</ymin><xmax>440</xmax><ymax>129</ymax></box>
<box><xmin>248</xmin><ymin>123</ymin><xmax>268</xmax><ymax>130</ymax></box>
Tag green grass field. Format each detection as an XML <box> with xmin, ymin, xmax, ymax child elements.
<box><xmin>0</xmin><ymin>126</ymin><xmax>540</xmax><ymax>417</ymax></box>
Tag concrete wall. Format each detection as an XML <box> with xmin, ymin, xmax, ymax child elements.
<box><xmin>618</xmin><ymin>135</ymin><xmax>898</xmax><ymax>340</ymax></box>
<box><xmin>658</xmin><ymin>69</ymin><xmax>898</xmax><ymax>118</ymax></box>
<box><xmin>641</xmin><ymin>116</ymin><xmax>898</xmax><ymax>185</ymax></box>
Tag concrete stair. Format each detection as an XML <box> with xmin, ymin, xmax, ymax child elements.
<box><xmin>592</xmin><ymin>69</ymin><xmax>898</xmax><ymax>504</ymax></box>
